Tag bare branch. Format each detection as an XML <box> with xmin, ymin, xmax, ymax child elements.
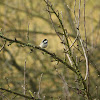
<box><xmin>0</xmin><ymin>88</ymin><xmax>40</xmax><ymax>100</ymax></box>
<box><xmin>38</xmin><ymin>73</ymin><xmax>43</xmax><ymax>98</ymax></box>
<box><xmin>46</xmin><ymin>0</ymin><xmax>63</xmax><ymax>41</ymax></box>
<box><xmin>24</xmin><ymin>60</ymin><xmax>26</xmax><ymax>100</ymax></box>
<box><xmin>0</xmin><ymin>41</ymin><xmax>6</xmax><ymax>52</ymax></box>
<box><xmin>27</xmin><ymin>23</ymin><xmax>30</xmax><ymax>41</ymax></box>
<box><xmin>0</xmin><ymin>34</ymin><xmax>76</xmax><ymax>73</ymax></box>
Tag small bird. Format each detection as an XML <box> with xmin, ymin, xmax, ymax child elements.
<box><xmin>39</xmin><ymin>39</ymin><xmax>48</xmax><ymax>48</ymax></box>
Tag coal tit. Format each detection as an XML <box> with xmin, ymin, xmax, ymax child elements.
<box><xmin>39</xmin><ymin>39</ymin><xmax>48</xmax><ymax>48</ymax></box>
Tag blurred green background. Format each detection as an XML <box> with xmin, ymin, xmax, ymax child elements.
<box><xmin>0</xmin><ymin>0</ymin><xmax>100</xmax><ymax>100</ymax></box>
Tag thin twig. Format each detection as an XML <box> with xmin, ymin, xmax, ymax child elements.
<box><xmin>0</xmin><ymin>41</ymin><xmax>6</xmax><ymax>52</ymax></box>
<box><xmin>24</xmin><ymin>60</ymin><xmax>26</xmax><ymax>100</ymax></box>
<box><xmin>55</xmin><ymin>67</ymin><xmax>71</xmax><ymax>100</ymax></box>
<box><xmin>74</xmin><ymin>0</ymin><xmax>77</xmax><ymax>24</ymax></box>
<box><xmin>75</xmin><ymin>0</ymin><xmax>92</xmax><ymax>99</ymax></box>
<box><xmin>38</xmin><ymin>73</ymin><xmax>43</xmax><ymax>98</ymax></box>
<box><xmin>44</xmin><ymin>0</ymin><xmax>70</xmax><ymax>50</ymax></box>
<box><xmin>96</xmin><ymin>85</ymin><xmax>98</xmax><ymax>99</ymax></box>
<box><xmin>84</xmin><ymin>0</ymin><xmax>89</xmax><ymax>94</ymax></box>
<box><xmin>65</xmin><ymin>36</ymin><xmax>78</xmax><ymax>53</ymax></box>
<box><xmin>27</xmin><ymin>23</ymin><xmax>30</xmax><ymax>41</ymax></box>
<box><xmin>77</xmin><ymin>0</ymin><xmax>89</xmax><ymax>80</ymax></box>
<box><xmin>46</xmin><ymin>0</ymin><xmax>63</xmax><ymax>41</ymax></box>
<box><xmin>5</xmin><ymin>77</ymin><xmax>10</xmax><ymax>90</ymax></box>
<box><xmin>54</xmin><ymin>66</ymin><xmax>85</xmax><ymax>97</ymax></box>
<box><xmin>0</xmin><ymin>91</ymin><xmax>9</xmax><ymax>100</ymax></box>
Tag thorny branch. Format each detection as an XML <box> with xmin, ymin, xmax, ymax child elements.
<box><xmin>44</xmin><ymin>0</ymin><xmax>78</xmax><ymax>69</ymax></box>
<box><xmin>74</xmin><ymin>0</ymin><xmax>91</xmax><ymax>99</ymax></box>
<box><xmin>0</xmin><ymin>34</ymin><xmax>88</xmax><ymax>99</ymax></box>
<box><xmin>0</xmin><ymin>88</ymin><xmax>40</xmax><ymax>100</ymax></box>
<box><xmin>43</xmin><ymin>0</ymin><xmax>92</xmax><ymax>100</ymax></box>
<box><xmin>0</xmin><ymin>34</ymin><xmax>76</xmax><ymax>73</ymax></box>
<box><xmin>0</xmin><ymin>0</ymin><xmax>93</xmax><ymax>99</ymax></box>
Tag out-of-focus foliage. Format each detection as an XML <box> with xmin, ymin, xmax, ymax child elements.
<box><xmin>0</xmin><ymin>0</ymin><xmax>100</xmax><ymax>100</ymax></box>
